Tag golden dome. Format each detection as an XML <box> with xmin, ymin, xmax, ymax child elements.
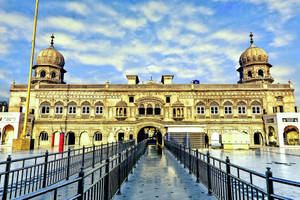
<box><xmin>239</xmin><ymin>33</ymin><xmax>268</xmax><ymax>67</ymax></box>
<box><xmin>36</xmin><ymin>35</ymin><xmax>65</xmax><ymax>68</ymax></box>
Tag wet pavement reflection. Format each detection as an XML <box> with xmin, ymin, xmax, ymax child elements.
<box><xmin>114</xmin><ymin>145</ymin><xmax>216</xmax><ymax>200</ymax></box>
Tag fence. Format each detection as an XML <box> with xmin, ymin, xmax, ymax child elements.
<box><xmin>165</xmin><ymin>140</ymin><xmax>300</xmax><ymax>200</ymax></box>
<box><xmin>0</xmin><ymin>140</ymin><xmax>134</xmax><ymax>200</ymax></box>
<box><xmin>13</xmin><ymin>140</ymin><xmax>147</xmax><ymax>200</ymax></box>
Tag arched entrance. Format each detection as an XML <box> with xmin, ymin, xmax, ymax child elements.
<box><xmin>118</xmin><ymin>132</ymin><xmax>125</xmax><ymax>142</ymax></box>
<box><xmin>38</xmin><ymin>131</ymin><xmax>48</xmax><ymax>145</ymax></box>
<box><xmin>268</xmin><ymin>126</ymin><xmax>277</xmax><ymax>146</ymax></box>
<box><xmin>283</xmin><ymin>126</ymin><xmax>299</xmax><ymax>145</ymax></box>
<box><xmin>79</xmin><ymin>132</ymin><xmax>90</xmax><ymax>146</ymax></box>
<box><xmin>254</xmin><ymin>132</ymin><xmax>263</xmax><ymax>145</ymax></box>
<box><xmin>1</xmin><ymin>125</ymin><xmax>14</xmax><ymax>145</ymax></box>
<box><xmin>66</xmin><ymin>132</ymin><xmax>75</xmax><ymax>145</ymax></box>
<box><xmin>137</xmin><ymin>126</ymin><xmax>162</xmax><ymax>145</ymax></box>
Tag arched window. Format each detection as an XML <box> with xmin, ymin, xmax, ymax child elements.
<box><xmin>248</xmin><ymin>71</ymin><xmax>252</xmax><ymax>78</ymax></box>
<box><xmin>196</xmin><ymin>102</ymin><xmax>205</xmax><ymax>115</ymax></box>
<box><xmin>54</xmin><ymin>101</ymin><xmax>63</xmax><ymax>114</ymax></box>
<box><xmin>147</xmin><ymin>104</ymin><xmax>153</xmax><ymax>115</ymax></box>
<box><xmin>224</xmin><ymin>101</ymin><xmax>233</xmax><ymax>114</ymax></box>
<box><xmin>258</xmin><ymin>69</ymin><xmax>264</xmax><ymax>77</ymax></box>
<box><xmin>210</xmin><ymin>102</ymin><xmax>219</xmax><ymax>114</ymax></box>
<box><xmin>139</xmin><ymin>104</ymin><xmax>145</xmax><ymax>115</ymax></box>
<box><xmin>95</xmin><ymin>101</ymin><xmax>104</xmax><ymax>115</ymax></box>
<box><xmin>237</xmin><ymin>101</ymin><xmax>247</xmax><ymax>114</ymax></box>
<box><xmin>155</xmin><ymin>104</ymin><xmax>161</xmax><ymax>115</ymax></box>
<box><xmin>40</xmin><ymin>102</ymin><xmax>50</xmax><ymax>114</ymax></box>
<box><xmin>40</xmin><ymin>132</ymin><xmax>48</xmax><ymax>141</ymax></box>
<box><xmin>51</xmin><ymin>72</ymin><xmax>56</xmax><ymax>79</ymax></box>
<box><xmin>94</xmin><ymin>132</ymin><xmax>102</xmax><ymax>141</ymax></box>
<box><xmin>68</xmin><ymin>102</ymin><xmax>77</xmax><ymax>114</ymax></box>
<box><xmin>40</xmin><ymin>71</ymin><xmax>46</xmax><ymax>78</ymax></box>
<box><xmin>251</xmin><ymin>101</ymin><xmax>261</xmax><ymax>114</ymax></box>
<box><xmin>81</xmin><ymin>101</ymin><xmax>90</xmax><ymax>114</ymax></box>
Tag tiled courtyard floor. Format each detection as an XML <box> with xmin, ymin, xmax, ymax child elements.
<box><xmin>114</xmin><ymin>146</ymin><xmax>216</xmax><ymax>200</ymax></box>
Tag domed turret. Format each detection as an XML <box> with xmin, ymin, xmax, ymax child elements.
<box><xmin>32</xmin><ymin>34</ymin><xmax>67</xmax><ymax>84</ymax></box>
<box><xmin>237</xmin><ymin>33</ymin><xmax>273</xmax><ymax>84</ymax></box>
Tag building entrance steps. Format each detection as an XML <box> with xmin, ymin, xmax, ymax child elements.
<box><xmin>114</xmin><ymin>145</ymin><xmax>216</xmax><ymax>200</ymax></box>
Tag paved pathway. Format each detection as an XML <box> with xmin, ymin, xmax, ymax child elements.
<box><xmin>114</xmin><ymin>146</ymin><xmax>216</xmax><ymax>200</ymax></box>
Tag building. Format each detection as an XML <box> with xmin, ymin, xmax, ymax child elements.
<box><xmin>5</xmin><ymin>34</ymin><xmax>300</xmax><ymax>148</ymax></box>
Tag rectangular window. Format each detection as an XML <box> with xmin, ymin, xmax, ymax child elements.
<box><xmin>252</xmin><ymin>106</ymin><xmax>261</xmax><ymax>114</ymax></box>
<box><xmin>129</xmin><ymin>96</ymin><xmax>134</xmax><ymax>103</ymax></box>
<box><xmin>166</xmin><ymin>96</ymin><xmax>170</xmax><ymax>103</ymax></box>
<box><xmin>279</xmin><ymin>106</ymin><xmax>284</xmax><ymax>113</ymax></box>
<box><xmin>224</xmin><ymin>106</ymin><xmax>232</xmax><ymax>114</ymax></box>
<box><xmin>196</xmin><ymin>106</ymin><xmax>205</xmax><ymax>114</ymax></box>
<box><xmin>82</xmin><ymin>106</ymin><xmax>90</xmax><ymax>114</ymax></box>
<box><xmin>68</xmin><ymin>106</ymin><xmax>76</xmax><ymax>114</ymax></box>
<box><xmin>95</xmin><ymin>106</ymin><xmax>103</xmax><ymax>115</ymax></box>
<box><xmin>238</xmin><ymin>106</ymin><xmax>246</xmax><ymax>114</ymax></box>
<box><xmin>210</xmin><ymin>106</ymin><xmax>218</xmax><ymax>114</ymax></box>
<box><xmin>41</xmin><ymin>106</ymin><xmax>49</xmax><ymax>114</ymax></box>
<box><xmin>55</xmin><ymin>106</ymin><xmax>63</xmax><ymax>114</ymax></box>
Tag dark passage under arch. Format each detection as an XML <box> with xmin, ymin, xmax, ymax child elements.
<box><xmin>137</xmin><ymin>126</ymin><xmax>162</xmax><ymax>145</ymax></box>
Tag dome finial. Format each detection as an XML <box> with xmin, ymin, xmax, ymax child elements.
<box><xmin>250</xmin><ymin>32</ymin><xmax>254</xmax><ymax>45</ymax></box>
<box><xmin>50</xmin><ymin>34</ymin><xmax>55</xmax><ymax>46</ymax></box>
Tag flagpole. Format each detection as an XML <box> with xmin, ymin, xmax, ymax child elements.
<box><xmin>22</xmin><ymin>0</ymin><xmax>39</xmax><ymax>138</ymax></box>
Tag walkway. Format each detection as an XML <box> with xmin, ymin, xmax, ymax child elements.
<box><xmin>114</xmin><ymin>146</ymin><xmax>216</xmax><ymax>200</ymax></box>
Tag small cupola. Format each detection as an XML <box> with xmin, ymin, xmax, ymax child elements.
<box><xmin>237</xmin><ymin>32</ymin><xmax>274</xmax><ymax>84</ymax></box>
<box><xmin>32</xmin><ymin>34</ymin><xmax>67</xmax><ymax>84</ymax></box>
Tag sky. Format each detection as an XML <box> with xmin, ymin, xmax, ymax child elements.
<box><xmin>0</xmin><ymin>0</ymin><xmax>300</xmax><ymax>104</ymax></box>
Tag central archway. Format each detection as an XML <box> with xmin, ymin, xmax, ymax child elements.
<box><xmin>137</xmin><ymin>126</ymin><xmax>162</xmax><ymax>145</ymax></box>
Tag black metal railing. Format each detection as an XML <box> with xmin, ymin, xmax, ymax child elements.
<box><xmin>13</xmin><ymin>140</ymin><xmax>147</xmax><ymax>200</ymax></box>
<box><xmin>0</xmin><ymin>140</ymin><xmax>134</xmax><ymax>200</ymax></box>
<box><xmin>165</xmin><ymin>140</ymin><xmax>300</xmax><ymax>200</ymax></box>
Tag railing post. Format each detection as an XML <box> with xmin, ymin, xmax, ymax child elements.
<box><xmin>189</xmin><ymin>147</ymin><xmax>192</xmax><ymax>174</ymax></box>
<box><xmin>106</xmin><ymin>143</ymin><xmax>109</xmax><ymax>158</ymax></box>
<box><xmin>134</xmin><ymin>145</ymin><xmax>137</xmax><ymax>168</ymax></box>
<box><xmin>2</xmin><ymin>155</ymin><xmax>11</xmax><ymax>200</ymax></box>
<box><xmin>104</xmin><ymin>158</ymin><xmax>110</xmax><ymax>200</ymax></box>
<box><xmin>100</xmin><ymin>143</ymin><xmax>103</xmax><ymax>162</ymax></box>
<box><xmin>92</xmin><ymin>144</ymin><xmax>95</xmax><ymax>168</ymax></box>
<box><xmin>118</xmin><ymin>152</ymin><xmax>122</xmax><ymax>195</ymax></box>
<box><xmin>81</xmin><ymin>146</ymin><xmax>85</xmax><ymax>168</ymax></box>
<box><xmin>196</xmin><ymin>149</ymin><xmax>200</xmax><ymax>183</ymax></box>
<box><xmin>183</xmin><ymin>146</ymin><xmax>186</xmax><ymax>168</ymax></box>
<box><xmin>266</xmin><ymin>167</ymin><xmax>274</xmax><ymax>200</ymax></box>
<box><xmin>125</xmin><ymin>148</ymin><xmax>129</xmax><ymax>181</ymax></box>
<box><xmin>206</xmin><ymin>151</ymin><xmax>212</xmax><ymax>195</ymax></box>
<box><xmin>77</xmin><ymin>167</ymin><xmax>84</xmax><ymax>200</ymax></box>
<box><xmin>43</xmin><ymin>150</ymin><xmax>49</xmax><ymax>188</ymax></box>
<box><xmin>226</xmin><ymin>156</ymin><xmax>232</xmax><ymax>200</ymax></box>
<box><xmin>179</xmin><ymin>144</ymin><xmax>182</xmax><ymax>164</ymax></box>
<box><xmin>66</xmin><ymin>148</ymin><xmax>71</xmax><ymax>180</ymax></box>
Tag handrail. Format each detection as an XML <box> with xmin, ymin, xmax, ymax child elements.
<box><xmin>0</xmin><ymin>140</ymin><xmax>135</xmax><ymax>199</ymax></box>
<box><xmin>11</xmin><ymin>140</ymin><xmax>148</xmax><ymax>200</ymax></box>
<box><xmin>165</xmin><ymin>139</ymin><xmax>300</xmax><ymax>200</ymax></box>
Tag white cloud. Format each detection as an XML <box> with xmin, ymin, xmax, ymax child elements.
<box><xmin>182</xmin><ymin>5</ymin><xmax>215</xmax><ymax>16</ymax></box>
<box><xmin>271</xmin><ymin>65</ymin><xmax>294</xmax><ymax>83</ymax></box>
<box><xmin>94</xmin><ymin>2</ymin><xmax>118</xmax><ymax>17</ymax></box>
<box><xmin>140</xmin><ymin>1</ymin><xmax>169</xmax><ymax>22</ymax></box>
<box><xmin>270</xmin><ymin>33</ymin><xmax>295</xmax><ymax>47</ymax></box>
<box><xmin>46</xmin><ymin>17</ymin><xmax>85</xmax><ymax>32</ymax></box>
<box><xmin>119</xmin><ymin>18</ymin><xmax>147</xmax><ymax>30</ymax></box>
<box><xmin>91</xmin><ymin>24</ymin><xmax>125</xmax><ymax>38</ymax></box>
<box><xmin>64</xmin><ymin>2</ymin><xmax>88</xmax><ymax>16</ymax></box>
<box><xmin>209</xmin><ymin>30</ymin><xmax>248</xmax><ymax>43</ymax></box>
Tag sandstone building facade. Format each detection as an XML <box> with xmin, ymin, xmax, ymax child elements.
<box><xmin>4</xmin><ymin>34</ymin><xmax>299</xmax><ymax>148</ymax></box>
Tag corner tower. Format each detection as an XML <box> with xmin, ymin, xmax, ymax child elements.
<box><xmin>32</xmin><ymin>34</ymin><xmax>66</xmax><ymax>84</ymax></box>
<box><xmin>237</xmin><ymin>33</ymin><xmax>274</xmax><ymax>84</ymax></box>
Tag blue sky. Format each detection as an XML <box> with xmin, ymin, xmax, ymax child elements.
<box><xmin>0</xmin><ymin>0</ymin><xmax>300</xmax><ymax>104</ymax></box>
